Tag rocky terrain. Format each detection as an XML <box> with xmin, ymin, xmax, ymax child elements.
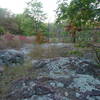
<box><xmin>0</xmin><ymin>43</ymin><xmax>100</xmax><ymax>100</ymax></box>
<box><xmin>0</xmin><ymin>49</ymin><xmax>24</xmax><ymax>66</ymax></box>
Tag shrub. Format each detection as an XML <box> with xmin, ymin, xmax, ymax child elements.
<box><xmin>4</xmin><ymin>34</ymin><xmax>15</xmax><ymax>40</ymax></box>
<box><xmin>35</xmin><ymin>33</ymin><xmax>49</xmax><ymax>44</ymax></box>
<box><xmin>75</xmin><ymin>41</ymin><xmax>90</xmax><ymax>48</ymax></box>
<box><xmin>67</xmin><ymin>50</ymin><xmax>83</xmax><ymax>57</ymax></box>
<box><xmin>0</xmin><ymin>34</ymin><xmax>22</xmax><ymax>49</ymax></box>
<box><xmin>18</xmin><ymin>35</ymin><xmax>27</xmax><ymax>41</ymax></box>
<box><xmin>0</xmin><ymin>26</ymin><xmax>5</xmax><ymax>35</ymax></box>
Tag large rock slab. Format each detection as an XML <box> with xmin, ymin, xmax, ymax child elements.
<box><xmin>32</xmin><ymin>57</ymin><xmax>96</xmax><ymax>75</ymax></box>
<box><xmin>4</xmin><ymin>57</ymin><xmax>100</xmax><ymax>100</ymax></box>
<box><xmin>6</xmin><ymin>75</ymin><xmax>100</xmax><ymax>100</ymax></box>
<box><xmin>0</xmin><ymin>49</ymin><xmax>24</xmax><ymax>66</ymax></box>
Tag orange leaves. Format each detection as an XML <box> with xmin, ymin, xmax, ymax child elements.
<box><xmin>35</xmin><ymin>32</ymin><xmax>49</xmax><ymax>44</ymax></box>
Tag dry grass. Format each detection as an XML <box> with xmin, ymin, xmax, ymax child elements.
<box><xmin>28</xmin><ymin>43</ymin><xmax>85</xmax><ymax>60</ymax></box>
<box><xmin>0</xmin><ymin>61</ymin><xmax>36</xmax><ymax>98</ymax></box>
<box><xmin>0</xmin><ymin>39</ymin><xmax>22</xmax><ymax>50</ymax></box>
<box><xmin>28</xmin><ymin>44</ymin><xmax>75</xmax><ymax>59</ymax></box>
<box><xmin>0</xmin><ymin>35</ymin><xmax>22</xmax><ymax>50</ymax></box>
<box><xmin>0</xmin><ymin>34</ymin><xmax>36</xmax><ymax>50</ymax></box>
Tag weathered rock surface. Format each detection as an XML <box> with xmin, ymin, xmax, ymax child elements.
<box><xmin>5</xmin><ymin>57</ymin><xmax>100</xmax><ymax>100</ymax></box>
<box><xmin>0</xmin><ymin>49</ymin><xmax>24</xmax><ymax>66</ymax></box>
<box><xmin>6</xmin><ymin>75</ymin><xmax>100</xmax><ymax>100</ymax></box>
<box><xmin>32</xmin><ymin>57</ymin><xmax>96</xmax><ymax>75</ymax></box>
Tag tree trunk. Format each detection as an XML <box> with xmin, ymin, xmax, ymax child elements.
<box><xmin>71</xmin><ymin>31</ymin><xmax>76</xmax><ymax>43</ymax></box>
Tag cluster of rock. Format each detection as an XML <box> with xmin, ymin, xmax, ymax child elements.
<box><xmin>0</xmin><ymin>49</ymin><xmax>24</xmax><ymax>67</ymax></box>
<box><xmin>32</xmin><ymin>57</ymin><xmax>97</xmax><ymax>75</ymax></box>
<box><xmin>5</xmin><ymin>57</ymin><xmax>100</xmax><ymax>100</ymax></box>
<box><xmin>6</xmin><ymin>76</ymin><xmax>100</xmax><ymax>100</ymax></box>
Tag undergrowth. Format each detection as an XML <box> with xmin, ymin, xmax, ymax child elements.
<box><xmin>0</xmin><ymin>61</ymin><xmax>35</xmax><ymax>98</ymax></box>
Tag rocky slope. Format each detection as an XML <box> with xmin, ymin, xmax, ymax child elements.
<box><xmin>0</xmin><ymin>43</ymin><xmax>100</xmax><ymax>100</ymax></box>
<box><xmin>5</xmin><ymin>57</ymin><xmax>100</xmax><ymax>100</ymax></box>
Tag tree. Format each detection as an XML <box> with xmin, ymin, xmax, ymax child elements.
<box><xmin>24</xmin><ymin>0</ymin><xmax>47</xmax><ymax>33</ymax></box>
<box><xmin>56</xmin><ymin>0</ymin><xmax>100</xmax><ymax>43</ymax></box>
<box><xmin>15</xmin><ymin>14</ymin><xmax>35</xmax><ymax>35</ymax></box>
<box><xmin>0</xmin><ymin>8</ymin><xmax>19</xmax><ymax>34</ymax></box>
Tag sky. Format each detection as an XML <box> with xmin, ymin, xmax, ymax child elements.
<box><xmin>0</xmin><ymin>0</ymin><xmax>70</xmax><ymax>22</ymax></box>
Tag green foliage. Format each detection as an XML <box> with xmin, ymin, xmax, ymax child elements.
<box><xmin>56</xmin><ymin>0</ymin><xmax>100</xmax><ymax>43</ymax></box>
<box><xmin>75</xmin><ymin>41</ymin><xmax>90</xmax><ymax>48</ymax></box>
<box><xmin>0</xmin><ymin>26</ymin><xmax>5</xmax><ymax>35</ymax></box>
<box><xmin>24</xmin><ymin>0</ymin><xmax>47</xmax><ymax>33</ymax></box>
<box><xmin>15</xmin><ymin>14</ymin><xmax>34</xmax><ymax>35</ymax></box>
<box><xmin>0</xmin><ymin>4</ymin><xmax>47</xmax><ymax>36</ymax></box>
<box><xmin>0</xmin><ymin>8</ymin><xmax>19</xmax><ymax>34</ymax></box>
<box><xmin>56</xmin><ymin>0</ymin><xmax>100</xmax><ymax>26</ymax></box>
<box><xmin>67</xmin><ymin>50</ymin><xmax>83</xmax><ymax>56</ymax></box>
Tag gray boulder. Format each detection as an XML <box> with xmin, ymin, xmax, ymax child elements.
<box><xmin>0</xmin><ymin>49</ymin><xmax>24</xmax><ymax>66</ymax></box>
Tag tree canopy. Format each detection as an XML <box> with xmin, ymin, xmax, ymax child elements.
<box><xmin>56</xmin><ymin>0</ymin><xmax>100</xmax><ymax>27</ymax></box>
<box><xmin>56</xmin><ymin>0</ymin><xmax>100</xmax><ymax>42</ymax></box>
<box><xmin>24</xmin><ymin>0</ymin><xmax>47</xmax><ymax>32</ymax></box>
